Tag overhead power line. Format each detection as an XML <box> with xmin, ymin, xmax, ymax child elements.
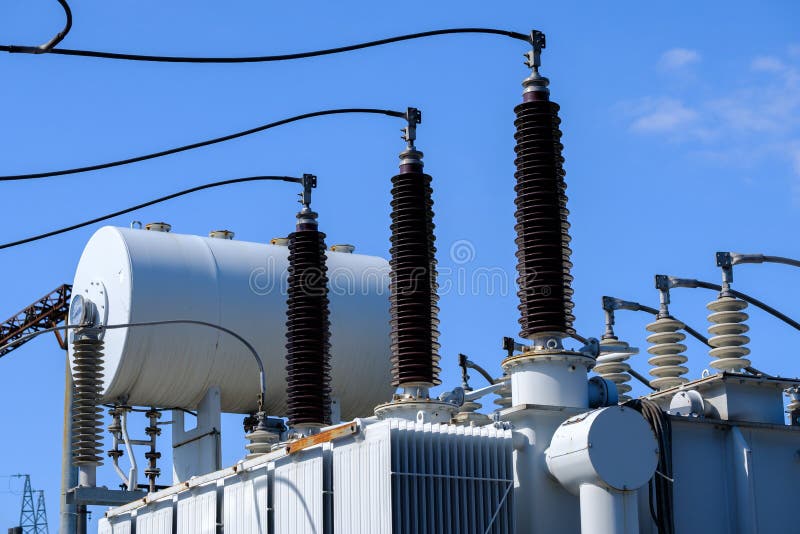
<box><xmin>2</xmin><ymin>0</ymin><xmax>72</xmax><ymax>54</ymax></box>
<box><xmin>1</xmin><ymin>27</ymin><xmax>530</xmax><ymax>62</ymax></box>
<box><xmin>0</xmin><ymin>175</ymin><xmax>302</xmax><ymax>250</ymax></box>
<box><xmin>0</xmin><ymin>108</ymin><xmax>404</xmax><ymax>181</ymax></box>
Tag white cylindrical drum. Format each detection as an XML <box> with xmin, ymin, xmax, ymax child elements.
<box><xmin>504</xmin><ymin>354</ymin><xmax>593</xmax><ymax>408</ymax></box>
<box><xmin>68</xmin><ymin>226</ymin><xmax>392</xmax><ymax>418</ymax></box>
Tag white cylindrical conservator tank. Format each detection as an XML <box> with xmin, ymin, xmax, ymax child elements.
<box><xmin>68</xmin><ymin>226</ymin><xmax>392</xmax><ymax>418</ymax></box>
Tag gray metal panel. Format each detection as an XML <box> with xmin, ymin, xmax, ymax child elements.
<box><xmin>100</xmin><ymin>511</ymin><xmax>136</xmax><ymax>534</ymax></box>
<box><xmin>136</xmin><ymin>499</ymin><xmax>173</xmax><ymax>534</ymax></box>
<box><xmin>98</xmin><ymin>519</ymin><xmax>111</xmax><ymax>534</ymax></box>
<box><xmin>273</xmin><ymin>447</ymin><xmax>324</xmax><ymax>534</ymax></box>
<box><xmin>333</xmin><ymin>422</ymin><xmax>392</xmax><ymax>533</ymax></box>
<box><xmin>331</xmin><ymin>420</ymin><xmax>514</xmax><ymax>534</ymax></box>
<box><xmin>744</xmin><ymin>426</ymin><xmax>800</xmax><ymax>533</ymax></box>
<box><xmin>223</xmin><ymin>465</ymin><xmax>269</xmax><ymax>534</ymax></box>
<box><xmin>653</xmin><ymin>417</ymin><xmax>800</xmax><ymax>534</ymax></box>
<box><xmin>176</xmin><ymin>483</ymin><xmax>216</xmax><ymax>534</ymax></box>
<box><xmin>388</xmin><ymin>421</ymin><xmax>514</xmax><ymax>534</ymax></box>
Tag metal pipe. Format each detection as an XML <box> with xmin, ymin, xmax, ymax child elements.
<box><xmin>463</xmin><ymin>379</ymin><xmax>508</xmax><ymax>402</ymax></box>
<box><xmin>579</xmin><ymin>484</ymin><xmax>640</xmax><ymax>534</ymax></box>
<box><xmin>120</xmin><ymin>409</ymin><xmax>138</xmax><ymax>491</ymax></box>
<box><xmin>76</xmin><ymin>504</ymin><xmax>87</xmax><ymax>534</ymax></box>
<box><xmin>59</xmin><ymin>351</ymin><xmax>77</xmax><ymax>534</ymax></box>
<box><xmin>110</xmin><ymin>430</ymin><xmax>129</xmax><ymax>488</ymax></box>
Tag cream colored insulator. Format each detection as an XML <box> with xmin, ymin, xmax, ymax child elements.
<box><xmin>706</xmin><ymin>296</ymin><xmax>751</xmax><ymax>371</ymax></box>
<box><xmin>595</xmin><ymin>338</ymin><xmax>636</xmax><ymax>402</ymax></box>
<box><xmin>646</xmin><ymin>317</ymin><xmax>689</xmax><ymax>390</ymax></box>
<box><xmin>452</xmin><ymin>398</ymin><xmax>492</xmax><ymax>427</ymax></box>
<box><xmin>493</xmin><ymin>377</ymin><xmax>512</xmax><ymax>410</ymax></box>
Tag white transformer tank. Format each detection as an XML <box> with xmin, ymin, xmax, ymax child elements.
<box><xmin>69</xmin><ymin>226</ymin><xmax>392</xmax><ymax>417</ymax></box>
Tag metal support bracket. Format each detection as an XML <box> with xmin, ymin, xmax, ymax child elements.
<box><xmin>299</xmin><ymin>173</ymin><xmax>317</xmax><ymax>210</ymax></box>
<box><xmin>66</xmin><ymin>487</ymin><xmax>145</xmax><ymax>506</ymax></box>
<box><xmin>524</xmin><ymin>30</ymin><xmax>546</xmax><ymax>69</ymax></box>
<box><xmin>402</xmin><ymin>107</ymin><xmax>422</xmax><ymax>149</ymax></box>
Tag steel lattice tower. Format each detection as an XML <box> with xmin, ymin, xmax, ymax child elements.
<box><xmin>14</xmin><ymin>474</ymin><xmax>35</xmax><ymax>533</ymax></box>
<box><xmin>34</xmin><ymin>490</ymin><xmax>49</xmax><ymax>534</ymax></box>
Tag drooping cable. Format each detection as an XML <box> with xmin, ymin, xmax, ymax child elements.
<box><xmin>624</xmin><ymin>398</ymin><xmax>675</xmax><ymax>534</ymax></box>
<box><xmin>1</xmin><ymin>0</ymin><xmax>72</xmax><ymax>54</ymax></box>
<box><xmin>666</xmin><ymin>277</ymin><xmax>800</xmax><ymax>332</ymax></box>
<box><xmin>727</xmin><ymin>252</ymin><xmax>800</xmax><ymax>269</ymax></box>
<box><xmin>1</xmin><ymin>27</ymin><xmax>529</xmax><ymax>62</ymax></box>
<box><xmin>0</xmin><ymin>108</ymin><xmax>403</xmax><ymax>181</ymax></box>
<box><xmin>0</xmin><ymin>175</ymin><xmax>301</xmax><ymax>250</ymax></box>
<box><xmin>602</xmin><ymin>295</ymin><xmax>771</xmax><ymax>378</ymax></box>
<box><xmin>0</xmin><ymin>320</ymin><xmax>267</xmax><ymax>408</ymax></box>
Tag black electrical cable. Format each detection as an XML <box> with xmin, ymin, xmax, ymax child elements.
<box><xmin>1</xmin><ymin>28</ymin><xmax>529</xmax><ymax>62</ymax></box>
<box><xmin>624</xmin><ymin>398</ymin><xmax>675</xmax><ymax>534</ymax></box>
<box><xmin>1</xmin><ymin>0</ymin><xmax>72</xmax><ymax>54</ymax></box>
<box><xmin>465</xmin><ymin>359</ymin><xmax>497</xmax><ymax>386</ymax></box>
<box><xmin>607</xmin><ymin>299</ymin><xmax>772</xmax><ymax>379</ymax></box>
<box><xmin>731</xmin><ymin>254</ymin><xmax>800</xmax><ymax>269</ymax></box>
<box><xmin>628</xmin><ymin>368</ymin><xmax>656</xmax><ymax>391</ymax></box>
<box><xmin>0</xmin><ymin>108</ymin><xmax>403</xmax><ymax>181</ymax></box>
<box><xmin>0</xmin><ymin>320</ymin><xmax>267</xmax><ymax>406</ymax></box>
<box><xmin>0</xmin><ymin>175</ymin><xmax>301</xmax><ymax>250</ymax></box>
<box><xmin>669</xmin><ymin>278</ymin><xmax>800</xmax><ymax>332</ymax></box>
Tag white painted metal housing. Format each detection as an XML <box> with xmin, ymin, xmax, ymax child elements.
<box><xmin>70</xmin><ymin>226</ymin><xmax>393</xmax><ymax>417</ymax></box>
<box><xmin>98</xmin><ymin>419</ymin><xmax>514</xmax><ymax>534</ymax></box>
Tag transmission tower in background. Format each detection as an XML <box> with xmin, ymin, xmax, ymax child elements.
<box><xmin>34</xmin><ymin>490</ymin><xmax>49</xmax><ymax>534</ymax></box>
<box><xmin>11</xmin><ymin>475</ymin><xmax>48</xmax><ymax>534</ymax></box>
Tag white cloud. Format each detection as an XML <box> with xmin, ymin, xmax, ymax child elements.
<box><xmin>628</xmin><ymin>97</ymin><xmax>698</xmax><ymax>133</ymax></box>
<box><xmin>624</xmin><ymin>49</ymin><xmax>800</xmax><ymax>203</ymax></box>
<box><xmin>751</xmin><ymin>56</ymin><xmax>786</xmax><ymax>73</ymax></box>
<box><xmin>658</xmin><ymin>48</ymin><xmax>701</xmax><ymax>71</ymax></box>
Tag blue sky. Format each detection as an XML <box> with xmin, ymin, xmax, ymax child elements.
<box><xmin>0</xmin><ymin>0</ymin><xmax>798</xmax><ymax>529</ymax></box>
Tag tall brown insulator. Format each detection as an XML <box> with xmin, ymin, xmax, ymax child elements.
<box><xmin>285</xmin><ymin>179</ymin><xmax>332</xmax><ymax>428</ymax></box>
<box><xmin>389</xmin><ymin>108</ymin><xmax>441</xmax><ymax>388</ymax></box>
<box><xmin>514</xmin><ymin>31</ymin><xmax>575</xmax><ymax>339</ymax></box>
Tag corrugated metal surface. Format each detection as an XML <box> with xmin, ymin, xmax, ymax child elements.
<box><xmin>136</xmin><ymin>499</ymin><xmax>173</xmax><ymax>534</ymax></box>
<box><xmin>333</xmin><ymin>423</ymin><xmax>392</xmax><ymax>533</ymax></box>
<box><xmin>99</xmin><ymin>420</ymin><xmax>513</xmax><ymax>534</ymax></box>
<box><xmin>333</xmin><ymin>420</ymin><xmax>514</xmax><ymax>534</ymax></box>
<box><xmin>273</xmin><ymin>447</ymin><xmax>325</xmax><ymax>534</ymax></box>
<box><xmin>176</xmin><ymin>484</ymin><xmax>216</xmax><ymax>534</ymax></box>
<box><xmin>391</xmin><ymin>422</ymin><xmax>514</xmax><ymax>534</ymax></box>
<box><xmin>97</xmin><ymin>516</ymin><xmax>133</xmax><ymax>534</ymax></box>
<box><xmin>223</xmin><ymin>465</ymin><xmax>270</xmax><ymax>534</ymax></box>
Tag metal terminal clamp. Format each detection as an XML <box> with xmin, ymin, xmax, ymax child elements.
<box><xmin>522</xmin><ymin>30</ymin><xmax>550</xmax><ymax>97</ymax></box>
